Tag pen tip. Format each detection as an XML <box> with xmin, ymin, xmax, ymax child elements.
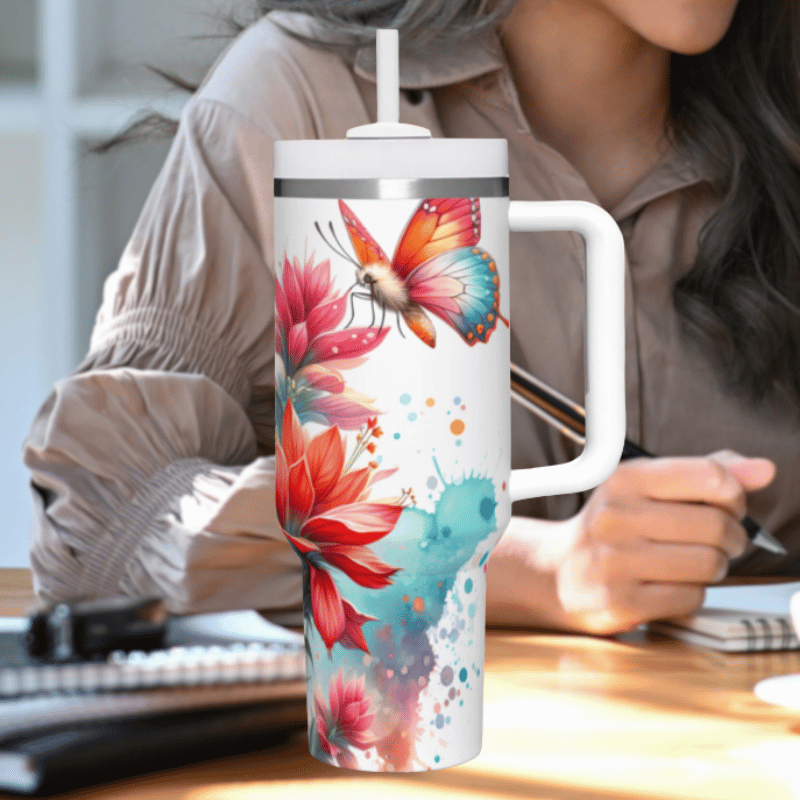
<box><xmin>752</xmin><ymin>529</ymin><xmax>788</xmax><ymax>556</ymax></box>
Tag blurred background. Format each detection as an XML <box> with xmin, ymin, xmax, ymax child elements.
<box><xmin>0</xmin><ymin>0</ymin><xmax>250</xmax><ymax>568</ymax></box>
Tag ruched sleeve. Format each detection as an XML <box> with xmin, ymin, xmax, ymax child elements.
<box><xmin>23</xmin><ymin>88</ymin><xmax>313</xmax><ymax>614</ymax></box>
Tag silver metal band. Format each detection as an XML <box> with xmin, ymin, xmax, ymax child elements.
<box><xmin>274</xmin><ymin>177</ymin><xmax>509</xmax><ymax>199</ymax></box>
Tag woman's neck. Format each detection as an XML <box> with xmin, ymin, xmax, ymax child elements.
<box><xmin>499</xmin><ymin>0</ymin><xmax>671</xmax><ymax>210</ymax></box>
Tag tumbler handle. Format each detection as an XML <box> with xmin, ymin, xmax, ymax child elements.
<box><xmin>508</xmin><ymin>200</ymin><xmax>626</xmax><ymax>500</ymax></box>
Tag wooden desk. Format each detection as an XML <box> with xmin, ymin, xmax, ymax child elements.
<box><xmin>4</xmin><ymin>569</ymin><xmax>800</xmax><ymax>800</ymax></box>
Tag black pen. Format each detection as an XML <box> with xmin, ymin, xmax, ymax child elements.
<box><xmin>510</xmin><ymin>362</ymin><xmax>786</xmax><ymax>556</ymax></box>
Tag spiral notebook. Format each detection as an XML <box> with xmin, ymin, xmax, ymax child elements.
<box><xmin>0</xmin><ymin>610</ymin><xmax>305</xmax><ymax>720</ymax></box>
<box><xmin>648</xmin><ymin>581</ymin><xmax>800</xmax><ymax>652</ymax></box>
<box><xmin>0</xmin><ymin>610</ymin><xmax>308</xmax><ymax>794</ymax></box>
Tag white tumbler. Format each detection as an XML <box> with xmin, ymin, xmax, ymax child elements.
<box><xmin>273</xmin><ymin>29</ymin><xmax>626</xmax><ymax>772</ymax></box>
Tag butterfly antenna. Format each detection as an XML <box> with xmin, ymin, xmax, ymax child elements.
<box><xmin>369</xmin><ymin>285</ymin><xmax>377</xmax><ymax>327</ymax></box>
<box><xmin>315</xmin><ymin>220</ymin><xmax>357</xmax><ymax>265</ymax></box>
<box><xmin>314</xmin><ymin>221</ymin><xmax>338</xmax><ymax>255</ymax></box>
<box><xmin>396</xmin><ymin>313</ymin><xmax>406</xmax><ymax>338</ymax></box>
<box><xmin>328</xmin><ymin>222</ymin><xmax>359</xmax><ymax>266</ymax></box>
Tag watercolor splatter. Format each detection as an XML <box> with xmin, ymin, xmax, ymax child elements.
<box><xmin>305</xmin><ymin>465</ymin><xmax>499</xmax><ymax>771</ymax></box>
<box><xmin>276</xmin><ymin>199</ymin><xmax>509</xmax><ymax>772</ymax></box>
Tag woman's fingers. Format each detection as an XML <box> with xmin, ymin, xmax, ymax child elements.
<box><xmin>585</xmin><ymin>498</ymin><xmax>748</xmax><ymax>557</ymax></box>
<box><xmin>608</xmin><ymin>453</ymin><xmax>775</xmax><ymax>520</ymax></box>
<box><xmin>707</xmin><ymin>449</ymin><xmax>776</xmax><ymax>492</ymax></box>
<box><xmin>560</xmin><ymin>534</ymin><xmax>731</xmax><ymax>614</ymax></box>
<box><xmin>614</xmin><ymin>540</ymin><xmax>730</xmax><ymax>584</ymax></box>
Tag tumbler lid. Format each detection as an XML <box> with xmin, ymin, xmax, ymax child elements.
<box><xmin>273</xmin><ymin>138</ymin><xmax>507</xmax><ymax>182</ymax></box>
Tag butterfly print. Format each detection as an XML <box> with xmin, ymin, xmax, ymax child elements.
<box><xmin>334</xmin><ymin>197</ymin><xmax>509</xmax><ymax>348</ymax></box>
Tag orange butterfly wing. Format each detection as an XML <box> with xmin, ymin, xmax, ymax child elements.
<box><xmin>391</xmin><ymin>198</ymin><xmax>481</xmax><ymax>279</ymax></box>
<box><xmin>338</xmin><ymin>200</ymin><xmax>390</xmax><ymax>267</ymax></box>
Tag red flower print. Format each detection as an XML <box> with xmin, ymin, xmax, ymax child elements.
<box><xmin>275</xmin><ymin>253</ymin><xmax>390</xmax><ymax>433</ymax></box>
<box><xmin>276</xmin><ymin>400</ymin><xmax>403</xmax><ymax>652</ymax></box>
<box><xmin>315</xmin><ymin>670</ymin><xmax>376</xmax><ymax>769</ymax></box>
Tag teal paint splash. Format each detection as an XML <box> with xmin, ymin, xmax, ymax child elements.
<box><xmin>308</xmin><ymin>465</ymin><xmax>499</xmax><ymax>770</ymax></box>
<box><xmin>368</xmin><ymin>470</ymin><xmax>498</xmax><ymax>580</ymax></box>
<box><xmin>326</xmin><ymin>469</ymin><xmax>498</xmax><ymax>673</ymax></box>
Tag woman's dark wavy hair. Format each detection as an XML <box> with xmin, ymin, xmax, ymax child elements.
<box><xmin>669</xmin><ymin>0</ymin><xmax>800</xmax><ymax>411</ymax></box>
<box><xmin>105</xmin><ymin>0</ymin><xmax>800</xmax><ymax>412</ymax></box>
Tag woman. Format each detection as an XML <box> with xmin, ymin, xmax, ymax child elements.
<box><xmin>23</xmin><ymin>0</ymin><xmax>800</xmax><ymax>635</ymax></box>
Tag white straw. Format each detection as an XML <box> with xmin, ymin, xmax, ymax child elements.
<box><xmin>376</xmin><ymin>29</ymin><xmax>399</xmax><ymax>124</ymax></box>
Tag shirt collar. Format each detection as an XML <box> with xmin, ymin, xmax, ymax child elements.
<box><xmin>609</xmin><ymin>150</ymin><xmax>709</xmax><ymax>222</ymax></box>
<box><xmin>352</xmin><ymin>32</ymin><xmax>505</xmax><ymax>89</ymax></box>
<box><xmin>268</xmin><ymin>10</ymin><xmax>505</xmax><ymax>89</ymax></box>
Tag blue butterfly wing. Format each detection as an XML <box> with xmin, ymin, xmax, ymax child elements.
<box><xmin>405</xmin><ymin>246</ymin><xmax>508</xmax><ymax>345</ymax></box>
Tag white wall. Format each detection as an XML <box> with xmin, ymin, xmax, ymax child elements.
<box><xmin>0</xmin><ymin>133</ymin><xmax>46</xmax><ymax>567</ymax></box>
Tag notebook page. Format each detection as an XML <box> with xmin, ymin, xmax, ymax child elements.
<box><xmin>703</xmin><ymin>581</ymin><xmax>800</xmax><ymax>615</ymax></box>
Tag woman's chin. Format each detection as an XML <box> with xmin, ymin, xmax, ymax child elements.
<box><xmin>641</xmin><ymin>3</ymin><xmax>740</xmax><ymax>56</ymax></box>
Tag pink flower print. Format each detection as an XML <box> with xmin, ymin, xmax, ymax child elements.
<box><xmin>315</xmin><ymin>670</ymin><xmax>376</xmax><ymax>769</ymax></box>
<box><xmin>275</xmin><ymin>253</ymin><xmax>389</xmax><ymax>433</ymax></box>
<box><xmin>276</xmin><ymin>400</ymin><xmax>402</xmax><ymax>652</ymax></box>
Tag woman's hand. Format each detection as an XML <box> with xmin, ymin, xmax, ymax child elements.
<box><xmin>546</xmin><ymin>450</ymin><xmax>776</xmax><ymax>634</ymax></box>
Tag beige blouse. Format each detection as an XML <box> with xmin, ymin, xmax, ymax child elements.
<box><xmin>23</xmin><ymin>12</ymin><xmax>800</xmax><ymax>614</ymax></box>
